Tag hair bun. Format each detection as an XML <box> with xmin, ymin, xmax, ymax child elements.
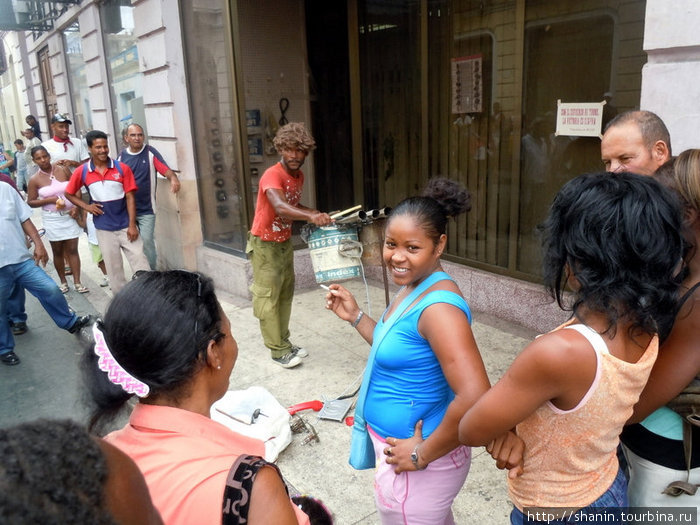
<box><xmin>422</xmin><ymin>177</ymin><xmax>471</xmax><ymax>218</ymax></box>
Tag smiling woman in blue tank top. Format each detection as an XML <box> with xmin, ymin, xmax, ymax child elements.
<box><xmin>325</xmin><ymin>178</ymin><xmax>496</xmax><ymax>525</ymax></box>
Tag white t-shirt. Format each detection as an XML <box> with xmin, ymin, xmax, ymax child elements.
<box><xmin>41</xmin><ymin>137</ymin><xmax>89</xmax><ymax>164</ymax></box>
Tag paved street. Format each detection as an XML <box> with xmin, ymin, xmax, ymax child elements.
<box><xmin>0</xmin><ymin>209</ymin><xmax>537</xmax><ymax>524</ymax></box>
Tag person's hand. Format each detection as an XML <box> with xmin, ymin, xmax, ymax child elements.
<box><xmin>87</xmin><ymin>203</ymin><xmax>104</xmax><ymax>216</ymax></box>
<box><xmin>325</xmin><ymin>284</ymin><xmax>360</xmax><ymax>323</ymax></box>
<box><xmin>170</xmin><ymin>175</ymin><xmax>181</xmax><ymax>193</ymax></box>
<box><xmin>486</xmin><ymin>430</ymin><xmax>524</xmax><ymax>479</ymax></box>
<box><xmin>55</xmin><ymin>196</ymin><xmax>66</xmax><ymax>209</ymax></box>
<box><xmin>384</xmin><ymin>420</ymin><xmax>425</xmax><ymax>473</ymax></box>
<box><xmin>33</xmin><ymin>242</ymin><xmax>48</xmax><ymax>267</ymax></box>
<box><xmin>68</xmin><ymin>207</ymin><xmax>79</xmax><ymax>219</ymax></box>
<box><xmin>127</xmin><ymin>224</ymin><xmax>139</xmax><ymax>242</ymax></box>
<box><xmin>309</xmin><ymin>212</ymin><xmax>332</xmax><ymax>226</ymax></box>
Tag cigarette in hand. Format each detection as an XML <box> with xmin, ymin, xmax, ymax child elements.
<box><xmin>319</xmin><ymin>284</ymin><xmax>330</xmax><ymax>291</ymax></box>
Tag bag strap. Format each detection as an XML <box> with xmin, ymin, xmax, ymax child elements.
<box><xmin>374</xmin><ymin>271</ymin><xmax>451</xmax><ymax>347</ymax></box>
<box><xmin>662</xmin><ymin>422</ymin><xmax>698</xmax><ymax>497</ymax></box>
<box><xmin>222</xmin><ymin>455</ymin><xmax>287</xmax><ymax>524</ymax></box>
<box><xmin>663</xmin><ymin>280</ymin><xmax>700</xmax><ymax>495</ymax></box>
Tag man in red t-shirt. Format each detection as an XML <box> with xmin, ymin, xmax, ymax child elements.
<box><xmin>246</xmin><ymin>123</ymin><xmax>331</xmax><ymax>368</ymax></box>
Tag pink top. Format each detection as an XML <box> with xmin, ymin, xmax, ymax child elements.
<box><xmin>508</xmin><ymin>322</ymin><xmax>658</xmax><ymax>510</ymax></box>
<box><xmin>37</xmin><ymin>174</ymin><xmax>74</xmax><ymax>212</ymax></box>
<box><xmin>106</xmin><ymin>403</ymin><xmax>309</xmax><ymax>525</ymax></box>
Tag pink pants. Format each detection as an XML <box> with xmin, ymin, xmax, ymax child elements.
<box><xmin>369</xmin><ymin>429</ymin><xmax>471</xmax><ymax>525</ymax></box>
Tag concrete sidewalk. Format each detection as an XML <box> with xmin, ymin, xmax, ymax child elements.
<box><xmin>1</xmin><ymin>208</ymin><xmax>538</xmax><ymax>524</ymax></box>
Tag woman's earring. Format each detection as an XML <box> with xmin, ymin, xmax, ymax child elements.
<box><xmin>217</xmin><ymin>365</ymin><xmax>221</xmax><ymax>370</ymax></box>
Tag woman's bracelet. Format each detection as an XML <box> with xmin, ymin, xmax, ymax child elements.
<box><xmin>351</xmin><ymin>310</ymin><xmax>364</xmax><ymax>328</ymax></box>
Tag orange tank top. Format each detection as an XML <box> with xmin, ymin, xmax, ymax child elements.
<box><xmin>508</xmin><ymin>322</ymin><xmax>658</xmax><ymax>510</ymax></box>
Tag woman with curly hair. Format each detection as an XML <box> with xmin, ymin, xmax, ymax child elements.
<box><xmin>459</xmin><ymin>172</ymin><xmax>685</xmax><ymax>524</ymax></box>
<box><xmin>0</xmin><ymin>418</ymin><xmax>162</xmax><ymax>525</ymax></box>
<box><xmin>325</xmin><ymin>178</ymin><xmax>492</xmax><ymax>524</ymax></box>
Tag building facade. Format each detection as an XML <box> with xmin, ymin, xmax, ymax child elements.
<box><xmin>1</xmin><ymin>0</ymin><xmax>697</xmax><ymax>332</ymax></box>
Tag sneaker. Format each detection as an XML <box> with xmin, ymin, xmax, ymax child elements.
<box><xmin>68</xmin><ymin>315</ymin><xmax>93</xmax><ymax>334</ymax></box>
<box><xmin>99</xmin><ymin>277</ymin><xmax>109</xmax><ymax>287</ymax></box>
<box><xmin>10</xmin><ymin>321</ymin><xmax>27</xmax><ymax>336</ymax></box>
<box><xmin>272</xmin><ymin>352</ymin><xmax>302</xmax><ymax>369</ymax></box>
<box><xmin>291</xmin><ymin>345</ymin><xmax>309</xmax><ymax>358</ymax></box>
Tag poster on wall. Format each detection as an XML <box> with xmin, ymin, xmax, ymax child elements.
<box><xmin>451</xmin><ymin>54</ymin><xmax>483</xmax><ymax>114</ymax></box>
<box><xmin>248</xmin><ymin>136</ymin><xmax>263</xmax><ymax>163</ymax></box>
<box><xmin>246</xmin><ymin>109</ymin><xmax>262</xmax><ymax>134</ymax></box>
<box><xmin>555</xmin><ymin>100</ymin><xmax>606</xmax><ymax>138</ymax></box>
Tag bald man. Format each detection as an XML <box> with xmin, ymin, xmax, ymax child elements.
<box><xmin>600</xmin><ymin>110</ymin><xmax>671</xmax><ymax>175</ymax></box>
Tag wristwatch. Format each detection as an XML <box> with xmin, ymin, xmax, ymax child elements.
<box><xmin>410</xmin><ymin>444</ymin><xmax>426</xmax><ymax>470</ymax></box>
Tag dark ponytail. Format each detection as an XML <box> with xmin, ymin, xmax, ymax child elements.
<box><xmin>83</xmin><ymin>270</ymin><xmax>224</xmax><ymax>434</ymax></box>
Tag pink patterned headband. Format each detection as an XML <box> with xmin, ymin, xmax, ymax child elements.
<box><xmin>93</xmin><ymin>323</ymin><xmax>150</xmax><ymax>398</ymax></box>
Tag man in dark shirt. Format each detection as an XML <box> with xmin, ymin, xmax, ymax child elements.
<box><xmin>117</xmin><ymin>124</ymin><xmax>180</xmax><ymax>269</ymax></box>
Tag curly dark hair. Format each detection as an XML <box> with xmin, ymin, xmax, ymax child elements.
<box><xmin>83</xmin><ymin>270</ymin><xmax>225</xmax><ymax>434</ymax></box>
<box><xmin>388</xmin><ymin>177</ymin><xmax>471</xmax><ymax>245</ymax></box>
<box><xmin>273</xmin><ymin>122</ymin><xmax>316</xmax><ymax>153</ymax></box>
<box><xmin>0</xmin><ymin>419</ymin><xmax>115</xmax><ymax>524</ymax></box>
<box><xmin>541</xmin><ymin>172</ymin><xmax>684</xmax><ymax>338</ymax></box>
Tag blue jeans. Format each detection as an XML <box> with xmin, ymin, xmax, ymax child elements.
<box><xmin>15</xmin><ymin>168</ymin><xmax>27</xmax><ymax>192</ymax></box>
<box><xmin>137</xmin><ymin>213</ymin><xmax>157</xmax><ymax>270</ymax></box>
<box><xmin>511</xmin><ymin>467</ymin><xmax>628</xmax><ymax>524</ymax></box>
<box><xmin>0</xmin><ymin>259</ymin><xmax>77</xmax><ymax>356</ymax></box>
<box><xmin>6</xmin><ymin>284</ymin><xmax>27</xmax><ymax>324</ymax></box>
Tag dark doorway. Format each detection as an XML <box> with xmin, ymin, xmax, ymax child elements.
<box><xmin>305</xmin><ymin>1</ymin><xmax>354</xmax><ymax>213</ymax></box>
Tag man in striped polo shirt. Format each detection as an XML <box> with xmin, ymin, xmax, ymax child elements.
<box><xmin>65</xmin><ymin>130</ymin><xmax>149</xmax><ymax>294</ymax></box>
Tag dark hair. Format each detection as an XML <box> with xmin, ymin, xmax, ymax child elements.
<box><xmin>30</xmin><ymin>145</ymin><xmax>48</xmax><ymax>159</ymax></box>
<box><xmin>541</xmin><ymin>172</ymin><xmax>684</xmax><ymax>339</ymax></box>
<box><xmin>0</xmin><ymin>419</ymin><xmax>114</xmax><ymax>524</ymax></box>
<box><xmin>604</xmin><ymin>110</ymin><xmax>672</xmax><ymax>156</ymax></box>
<box><xmin>291</xmin><ymin>496</ymin><xmax>333</xmax><ymax>524</ymax></box>
<box><xmin>14</xmin><ymin>139</ymin><xmax>23</xmax><ymax>146</ymax></box>
<box><xmin>388</xmin><ymin>177</ymin><xmax>471</xmax><ymax>244</ymax></box>
<box><xmin>86</xmin><ymin>130</ymin><xmax>109</xmax><ymax>147</ymax></box>
<box><xmin>25</xmin><ymin>114</ymin><xmax>36</xmax><ymax>122</ymax></box>
<box><xmin>83</xmin><ymin>270</ymin><xmax>225</xmax><ymax>433</ymax></box>
<box><xmin>652</xmin><ymin>156</ymin><xmax>677</xmax><ymax>191</ymax></box>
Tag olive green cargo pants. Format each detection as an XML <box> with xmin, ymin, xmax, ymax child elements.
<box><xmin>246</xmin><ymin>233</ymin><xmax>295</xmax><ymax>358</ymax></box>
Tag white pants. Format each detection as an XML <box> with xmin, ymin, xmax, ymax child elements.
<box><xmin>95</xmin><ymin>228</ymin><xmax>149</xmax><ymax>294</ymax></box>
<box><xmin>622</xmin><ymin>445</ymin><xmax>700</xmax><ymax>520</ymax></box>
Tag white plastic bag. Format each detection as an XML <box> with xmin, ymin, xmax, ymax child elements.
<box><xmin>211</xmin><ymin>386</ymin><xmax>292</xmax><ymax>462</ymax></box>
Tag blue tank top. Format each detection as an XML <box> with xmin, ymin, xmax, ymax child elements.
<box><xmin>363</xmin><ymin>289</ymin><xmax>471</xmax><ymax>439</ymax></box>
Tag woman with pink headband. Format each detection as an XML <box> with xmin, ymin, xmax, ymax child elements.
<box><xmin>82</xmin><ymin>270</ymin><xmax>311</xmax><ymax>525</ymax></box>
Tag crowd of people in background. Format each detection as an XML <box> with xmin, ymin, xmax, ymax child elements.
<box><xmin>0</xmin><ymin>112</ymin><xmax>698</xmax><ymax>524</ymax></box>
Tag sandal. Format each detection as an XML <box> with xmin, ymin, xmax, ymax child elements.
<box><xmin>58</xmin><ymin>282</ymin><xmax>69</xmax><ymax>294</ymax></box>
<box><xmin>74</xmin><ymin>284</ymin><xmax>89</xmax><ymax>294</ymax></box>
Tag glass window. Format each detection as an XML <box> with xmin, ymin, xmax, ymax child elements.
<box><xmin>358</xmin><ymin>1</ymin><xmax>422</xmax><ymax>210</ymax></box>
<box><xmin>181</xmin><ymin>0</ymin><xmax>250</xmax><ymax>254</ymax></box>
<box><xmin>358</xmin><ymin>0</ymin><xmax>646</xmax><ymax>280</ymax></box>
<box><xmin>63</xmin><ymin>22</ymin><xmax>92</xmax><ymax>136</ymax></box>
<box><xmin>100</xmin><ymin>0</ymin><xmax>143</xmax><ymax>141</ymax></box>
